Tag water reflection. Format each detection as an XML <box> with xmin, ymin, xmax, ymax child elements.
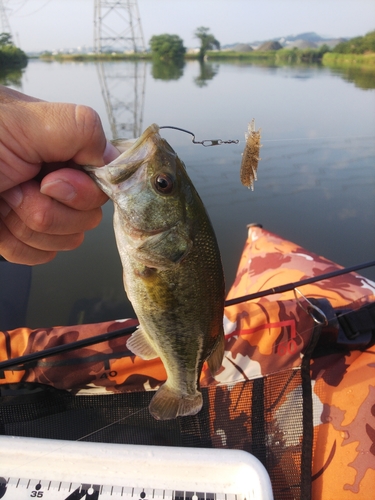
<box><xmin>3</xmin><ymin>59</ymin><xmax>374</xmax><ymax>328</ymax></box>
<box><xmin>149</xmin><ymin>59</ymin><xmax>220</xmax><ymax>88</ymax></box>
<box><xmin>96</xmin><ymin>61</ymin><xmax>146</xmax><ymax>139</ymax></box>
<box><xmin>328</xmin><ymin>66</ymin><xmax>375</xmax><ymax>90</ymax></box>
<box><xmin>0</xmin><ymin>67</ymin><xmax>24</xmax><ymax>87</ymax></box>
<box><xmin>194</xmin><ymin>61</ymin><xmax>219</xmax><ymax>87</ymax></box>
<box><xmin>151</xmin><ymin>59</ymin><xmax>185</xmax><ymax>81</ymax></box>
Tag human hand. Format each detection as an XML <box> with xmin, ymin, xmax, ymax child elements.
<box><xmin>0</xmin><ymin>86</ymin><xmax>119</xmax><ymax>265</ymax></box>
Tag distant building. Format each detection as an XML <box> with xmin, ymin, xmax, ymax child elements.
<box><xmin>285</xmin><ymin>39</ymin><xmax>318</xmax><ymax>49</ymax></box>
<box><xmin>186</xmin><ymin>48</ymin><xmax>200</xmax><ymax>55</ymax></box>
<box><xmin>232</xmin><ymin>43</ymin><xmax>253</xmax><ymax>52</ymax></box>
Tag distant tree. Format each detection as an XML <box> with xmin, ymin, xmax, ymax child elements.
<box><xmin>334</xmin><ymin>30</ymin><xmax>375</xmax><ymax>54</ymax></box>
<box><xmin>194</xmin><ymin>27</ymin><xmax>220</xmax><ymax>61</ymax></box>
<box><xmin>318</xmin><ymin>44</ymin><xmax>331</xmax><ymax>55</ymax></box>
<box><xmin>0</xmin><ymin>32</ymin><xmax>27</xmax><ymax>70</ymax></box>
<box><xmin>0</xmin><ymin>33</ymin><xmax>13</xmax><ymax>46</ymax></box>
<box><xmin>149</xmin><ymin>34</ymin><xmax>186</xmax><ymax>62</ymax></box>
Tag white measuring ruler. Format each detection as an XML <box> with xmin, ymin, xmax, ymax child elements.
<box><xmin>0</xmin><ymin>436</ymin><xmax>273</xmax><ymax>500</ymax></box>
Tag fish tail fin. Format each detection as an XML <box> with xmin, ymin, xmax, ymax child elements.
<box><xmin>149</xmin><ymin>384</ymin><xmax>203</xmax><ymax>421</ymax></box>
<box><xmin>207</xmin><ymin>328</ymin><xmax>225</xmax><ymax>375</ymax></box>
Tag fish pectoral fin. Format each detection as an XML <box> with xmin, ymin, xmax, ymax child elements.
<box><xmin>207</xmin><ymin>328</ymin><xmax>225</xmax><ymax>375</ymax></box>
<box><xmin>149</xmin><ymin>384</ymin><xmax>203</xmax><ymax>421</ymax></box>
<box><xmin>126</xmin><ymin>326</ymin><xmax>159</xmax><ymax>360</ymax></box>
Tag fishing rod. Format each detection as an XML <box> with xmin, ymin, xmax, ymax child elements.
<box><xmin>0</xmin><ymin>260</ymin><xmax>374</xmax><ymax>371</ymax></box>
<box><xmin>224</xmin><ymin>259</ymin><xmax>375</xmax><ymax>306</ymax></box>
<box><xmin>0</xmin><ymin>324</ymin><xmax>137</xmax><ymax>371</ymax></box>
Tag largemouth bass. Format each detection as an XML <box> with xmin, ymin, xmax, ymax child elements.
<box><xmin>85</xmin><ymin>124</ymin><xmax>225</xmax><ymax>420</ymax></box>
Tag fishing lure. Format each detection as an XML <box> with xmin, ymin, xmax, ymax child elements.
<box><xmin>240</xmin><ymin>119</ymin><xmax>262</xmax><ymax>190</ymax></box>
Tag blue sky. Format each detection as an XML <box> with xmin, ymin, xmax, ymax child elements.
<box><xmin>5</xmin><ymin>0</ymin><xmax>375</xmax><ymax>52</ymax></box>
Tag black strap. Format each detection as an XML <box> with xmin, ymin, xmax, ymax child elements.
<box><xmin>251</xmin><ymin>377</ymin><xmax>266</xmax><ymax>466</ymax></box>
<box><xmin>337</xmin><ymin>302</ymin><xmax>375</xmax><ymax>348</ymax></box>
<box><xmin>310</xmin><ymin>299</ymin><xmax>375</xmax><ymax>357</ymax></box>
<box><xmin>300</xmin><ymin>322</ymin><xmax>323</xmax><ymax>500</ymax></box>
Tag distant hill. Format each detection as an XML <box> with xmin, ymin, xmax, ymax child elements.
<box><xmin>222</xmin><ymin>32</ymin><xmax>348</xmax><ymax>51</ymax></box>
<box><xmin>280</xmin><ymin>32</ymin><xmax>326</xmax><ymax>43</ymax></box>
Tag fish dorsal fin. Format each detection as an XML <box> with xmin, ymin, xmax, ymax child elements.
<box><xmin>126</xmin><ymin>326</ymin><xmax>159</xmax><ymax>360</ymax></box>
<box><xmin>207</xmin><ymin>328</ymin><xmax>225</xmax><ymax>375</ymax></box>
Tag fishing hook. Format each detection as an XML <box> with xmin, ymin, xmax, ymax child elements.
<box><xmin>159</xmin><ymin>125</ymin><xmax>239</xmax><ymax>147</ymax></box>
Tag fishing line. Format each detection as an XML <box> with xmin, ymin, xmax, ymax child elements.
<box><xmin>0</xmin><ymin>272</ymin><xmax>374</xmax><ymax>470</ymax></box>
<box><xmin>2</xmin><ymin>300</ymin><xmax>370</xmax><ymax>478</ymax></box>
<box><xmin>159</xmin><ymin>125</ymin><xmax>372</xmax><ymax>148</ymax></box>
<box><xmin>10</xmin><ymin>0</ymin><xmax>53</xmax><ymax>17</ymax></box>
<box><xmin>75</xmin><ymin>407</ymin><xmax>146</xmax><ymax>442</ymax></box>
<box><xmin>7</xmin><ymin>0</ymin><xmax>29</xmax><ymax>16</ymax></box>
<box><xmin>160</xmin><ymin>125</ymin><xmax>239</xmax><ymax>147</ymax></box>
<box><xmin>3</xmin><ymin>407</ymin><xmax>148</xmax><ymax>477</ymax></box>
<box><xmin>1</xmin><ymin>260</ymin><xmax>374</xmax><ymax>371</ymax></box>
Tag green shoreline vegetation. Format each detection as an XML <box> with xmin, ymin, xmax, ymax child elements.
<box><xmin>2</xmin><ymin>29</ymin><xmax>375</xmax><ymax>72</ymax></box>
<box><xmin>322</xmin><ymin>52</ymin><xmax>375</xmax><ymax>67</ymax></box>
<box><xmin>37</xmin><ymin>28</ymin><xmax>375</xmax><ymax>91</ymax></box>
<box><xmin>39</xmin><ymin>47</ymin><xmax>375</xmax><ymax>69</ymax></box>
<box><xmin>0</xmin><ymin>33</ymin><xmax>28</xmax><ymax>70</ymax></box>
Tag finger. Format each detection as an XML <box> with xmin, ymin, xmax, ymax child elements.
<box><xmin>0</xmin><ymin>219</ymin><xmax>57</xmax><ymax>265</ymax></box>
<box><xmin>0</xmin><ymin>86</ymin><xmax>43</xmax><ymax>104</ymax></box>
<box><xmin>20</xmin><ymin>102</ymin><xmax>119</xmax><ymax>167</ymax></box>
<box><xmin>1</xmin><ymin>181</ymin><xmax>103</xmax><ymax>235</ymax></box>
<box><xmin>40</xmin><ymin>168</ymin><xmax>108</xmax><ymax>210</ymax></box>
<box><xmin>0</xmin><ymin>201</ymin><xmax>84</xmax><ymax>251</ymax></box>
<box><xmin>0</xmin><ymin>139</ymin><xmax>41</xmax><ymax>193</ymax></box>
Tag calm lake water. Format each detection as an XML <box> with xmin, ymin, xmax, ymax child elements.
<box><xmin>3</xmin><ymin>59</ymin><xmax>375</xmax><ymax>328</ymax></box>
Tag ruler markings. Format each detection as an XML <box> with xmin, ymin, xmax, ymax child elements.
<box><xmin>0</xmin><ymin>477</ymin><xmax>247</xmax><ymax>499</ymax></box>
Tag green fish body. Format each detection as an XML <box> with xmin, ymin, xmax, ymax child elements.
<box><xmin>86</xmin><ymin>124</ymin><xmax>225</xmax><ymax>420</ymax></box>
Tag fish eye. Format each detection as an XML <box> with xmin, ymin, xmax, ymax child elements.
<box><xmin>153</xmin><ymin>173</ymin><xmax>174</xmax><ymax>194</ymax></box>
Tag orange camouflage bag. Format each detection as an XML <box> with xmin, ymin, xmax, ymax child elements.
<box><xmin>0</xmin><ymin>225</ymin><xmax>374</xmax><ymax>500</ymax></box>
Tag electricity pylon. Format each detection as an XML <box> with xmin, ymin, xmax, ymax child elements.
<box><xmin>94</xmin><ymin>0</ymin><xmax>146</xmax><ymax>140</ymax></box>
<box><xmin>0</xmin><ymin>0</ymin><xmax>13</xmax><ymax>38</ymax></box>
<box><xmin>94</xmin><ymin>0</ymin><xmax>146</xmax><ymax>53</ymax></box>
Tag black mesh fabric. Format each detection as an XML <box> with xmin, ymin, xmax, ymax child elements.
<box><xmin>0</xmin><ymin>364</ymin><xmax>310</xmax><ymax>500</ymax></box>
<box><xmin>0</xmin><ymin>385</ymin><xmax>212</xmax><ymax>447</ymax></box>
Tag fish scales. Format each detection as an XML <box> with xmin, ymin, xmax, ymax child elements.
<box><xmin>85</xmin><ymin>124</ymin><xmax>225</xmax><ymax>420</ymax></box>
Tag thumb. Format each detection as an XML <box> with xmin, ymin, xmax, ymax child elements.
<box><xmin>19</xmin><ymin>101</ymin><xmax>118</xmax><ymax>167</ymax></box>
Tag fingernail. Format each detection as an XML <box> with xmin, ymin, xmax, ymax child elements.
<box><xmin>1</xmin><ymin>186</ymin><xmax>23</xmax><ymax>208</ymax></box>
<box><xmin>40</xmin><ymin>180</ymin><xmax>77</xmax><ymax>202</ymax></box>
<box><xmin>103</xmin><ymin>141</ymin><xmax>120</xmax><ymax>164</ymax></box>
